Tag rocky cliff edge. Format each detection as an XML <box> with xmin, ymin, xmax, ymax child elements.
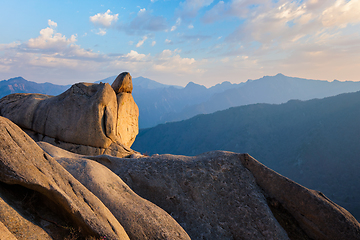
<box><xmin>0</xmin><ymin>72</ymin><xmax>359</xmax><ymax>239</ymax></box>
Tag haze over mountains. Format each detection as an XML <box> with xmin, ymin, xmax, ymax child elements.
<box><xmin>132</xmin><ymin>90</ymin><xmax>360</xmax><ymax>221</ymax></box>
<box><xmin>3</xmin><ymin>73</ymin><xmax>360</xmax><ymax>129</ymax></box>
<box><xmin>1</xmin><ymin>73</ymin><xmax>360</xmax><ymax>238</ymax></box>
<box><xmin>0</xmin><ymin>77</ymin><xmax>70</xmax><ymax>98</ymax></box>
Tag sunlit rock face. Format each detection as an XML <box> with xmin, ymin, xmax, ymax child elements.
<box><xmin>0</xmin><ymin>116</ymin><xmax>130</xmax><ymax>239</ymax></box>
<box><xmin>0</xmin><ymin>72</ymin><xmax>139</xmax><ymax>157</ymax></box>
<box><xmin>87</xmin><ymin>151</ymin><xmax>360</xmax><ymax>240</ymax></box>
<box><xmin>0</xmin><ymin>114</ymin><xmax>360</xmax><ymax>239</ymax></box>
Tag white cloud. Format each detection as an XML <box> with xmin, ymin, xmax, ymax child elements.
<box><xmin>171</xmin><ymin>17</ymin><xmax>182</xmax><ymax>31</ymax></box>
<box><xmin>321</xmin><ymin>0</ymin><xmax>360</xmax><ymax>28</ymax></box>
<box><xmin>188</xmin><ymin>24</ymin><xmax>194</xmax><ymax>29</ymax></box>
<box><xmin>27</xmin><ymin>20</ymin><xmax>77</xmax><ymax>50</ymax></box>
<box><xmin>197</xmin><ymin>0</ymin><xmax>360</xmax><ymax>85</ymax></box>
<box><xmin>125</xmin><ymin>50</ymin><xmax>148</xmax><ymax>60</ymax></box>
<box><xmin>152</xmin><ymin>49</ymin><xmax>199</xmax><ymax>74</ymax></box>
<box><xmin>152</xmin><ymin>41</ymin><xmax>156</xmax><ymax>46</ymax></box>
<box><xmin>90</xmin><ymin>9</ymin><xmax>119</xmax><ymax>27</ymax></box>
<box><xmin>48</xmin><ymin>19</ymin><xmax>57</xmax><ymax>28</ymax></box>
<box><xmin>165</xmin><ymin>39</ymin><xmax>172</xmax><ymax>44</ymax></box>
<box><xmin>95</xmin><ymin>28</ymin><xmax>107</xmax><ymax>36</ymax></box>
<box><xmin>0</xmin><ymin>41</ymin><xmax>20</xmax><ymax>51</ymax></box>
<box><xmin>0</xmin><ymin>21</ymin><xmax>104</xmax><ymax>83</ymax></box>
<box><xmin>136</xmin><ymin>36</ymin><xmax>148</xmax><ymax>47</ymax></box>
<box><xmin>0</xmin><ymin>21</ymin><xmax>206</xmax><ymax>86</ymax></box>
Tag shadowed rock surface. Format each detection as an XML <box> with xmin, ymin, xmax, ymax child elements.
<box><xmin>0</xmin><ymin>72</ymin><xmax>139</xmax><ymax>157</ymax></box>
<box><xmin>240</xmin><ymin>154</ymin><xmax>360</xmax><ymax>240</ymax></box>
<box><xmin>40</xmin><ymin>142</ymin><xmax>191</xmax><ymax>240</ymax></box>
<box><xmin>88</xmin><ymin>152</ymin><xmax>360</xmax><ymax>240</ymax></box>
<box><xmin>1</xmin><ymin>115</ymin><xmax>360</xmax><ymax>239</ymax></box>
<box><xmin>1</xmin><ymin>71</ymin><xmax>360</xmax><ymax>239</ymax></box>
<box><xmin>0</xmin><ymin>116</ymin><xmax>130</xmax><ymax>239</ymax></box>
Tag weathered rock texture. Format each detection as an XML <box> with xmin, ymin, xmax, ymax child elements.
<box><xmin>1</xmin><ymin>113</ymin><xmax>360</xmax><ymax>239</ymax></box>
<box><xmin>0</xmin><ymin>116</ymin><xmax>130</xmax><ymax>239</ymax></box>
<box><xmin>0</xmin><ymin>221</ymin><xmax>17</xmax><ymax>240</ymax></box>
<box><xmin>88</xmin><ymin>152</ymin><xmax>288</xmax><ymax>240</ymax></box>
<box><xmin>0</xmin><ymin>72</ymin><xmax>139</xmax><ymax>157</ymax></box>
<box><xmin>240</xmin><ymin>154</ymin><xmax>360</xmax><ymax>240</ymax></box>
<box><xmin>112</xmin><ymin>72</ymin><xmax>133</xmax><ymax>94</ymax></box>
<box><xmin>40</xmin><ymin>141</ymin><xmax>191</xmax><ymax>240</ymax></box>
<box><xmin>88</xmin><ymin>152</ymin><xmax>360</xmax><ymax>240</ymax></box>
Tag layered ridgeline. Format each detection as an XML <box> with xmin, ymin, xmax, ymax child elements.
<box><xmin>1</xmin><ymin>72</ymin><xmax>359</xmax><ymax>239</ymax></box>
<box><xmin>99</xmin><ymin>73</ymin><xmax>360</xmax><ymax>128</ymax></box>
<box><xmin>0</xmin><ymin>77</ymin><xmax>70</xmax><ymax>97</ymax></box>
<box><xmin>132</xmin><ymin>90</ymin><xmax>360</xmax><ymax>221</ymax></box>
<box><xmin>3</xmin><ymin>74</ymin><xmax>360</xmax><ymax>128</ymax></box>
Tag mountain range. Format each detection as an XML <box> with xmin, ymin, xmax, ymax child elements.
<box><xmin>0</xmin><ymin>77</ymin><xmax>70</xmax><ymax>97</ymax></box>
<box><xmin>132</xmin><ymin>90</ymin><xmax>360</xmax><ymax>221</ymax></box>
<box><xmin>1</xmin><ymin>73</ymin><xmax>359</xmax><ymax>238</ymax></box>
<box><xmin>2</xmin><ymin>74</ymin><xmax>360</xmax><ymax>129</ymax></box>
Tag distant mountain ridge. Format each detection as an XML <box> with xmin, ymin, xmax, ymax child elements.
<box><xmin>0</xmin><ymin>77</ymin><xmax>70</xmax><ymax>98</ymax></box>
<box><xmin>132</xmin><ymin>90</ymin><xmax>360</xmax><ymax>220</ymax></box>
<box><xmin>160</xmin><ymin>73</ymin><xmax>360</xmax><ymax>124</ymax></box>
<box><xmin>2</xmin><ymin>74</ymin><xmax>360</xmax><ymax>128</ymax></box>
<box><xmin>95</xmin><ymin>75</ymin><xmax>182</xmax><ymax>89</ymax></box>
<box><xmin>97</xmin><ymin>73</ymin><xmax>360</xmax><ymax>128</ymax></box>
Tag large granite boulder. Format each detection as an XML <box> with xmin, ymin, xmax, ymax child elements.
<box><xmin>39</xmin><ymin>141</ymin><xmax>190</xmax><ymax>240</ymax></box>
<box><xmin>88</xmin><ymin>152</ymin><xmax>360</xmax><ymax>240</ymax></box>
<box><xmin>0</xmin><ymin>116</ymin><xmax>130</xmax><ymax>239</ymax></box>
<box><xmin>0</xmin><ymin>72</ymin><xmax>139</xmax><ymax>157</ymax></box>
<box><xmin>1</xmin><ymin>107</ymin><xmax>360</xmax><ymax>239</ymax></box>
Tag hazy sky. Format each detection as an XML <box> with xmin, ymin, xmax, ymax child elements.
<box><xmin>1</xmin><ymin>0</ymin><xmax>360</xmax><ymax>87</ymax></box>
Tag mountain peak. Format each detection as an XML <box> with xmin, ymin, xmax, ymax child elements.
<box><xmin>185</xmin><ymin>81</ymin><xmax>207</xmax><ymax>90</ymax></box>
<box><xmin>275</xmin><ymin>73</ymin><xmax>285</xmax><ymax>77</ymax></box>
<box><xmin>5</xmin><ymin>76</ymin><xmax>26</xmax><ymax>82</ymax></box>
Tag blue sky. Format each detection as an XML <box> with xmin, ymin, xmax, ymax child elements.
<box><xmin>1</xmin><ymin>0</ymin><xmax>360</xmax><ymax>87</ymax></box>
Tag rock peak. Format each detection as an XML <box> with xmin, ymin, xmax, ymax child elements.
<box><xmin>111</xmin><ymin>72</ymin><xmax>133</xmax><ymax>94</ymax></box>
<box><xmin>0</xmin><ymin>72</ymin><xmax>139</xmax><ymax>157</ymax></box>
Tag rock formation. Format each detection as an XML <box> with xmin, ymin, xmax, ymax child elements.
<box><xmin>86</xmin><ymin>152</ymin><xmax>360</xmax><ymax>240</ymax></box>
<box><xmin>39</xmin><ymin>142</ymin><xmax>190</xmax><ymax>240</ymax></box>
<box><xmin>0</xmin><ymin>116</ymin><xmax>130</xmax><ymax>239</ymax></box>
<box><xmin>0</xmin><ymin>72</ymin><xmax>139</xmax><ymax>157</ymax></box>
<box><xmin>0</xmin><ymin>72</ymin><xmax>360</xmax><ymax>239</ymax></box>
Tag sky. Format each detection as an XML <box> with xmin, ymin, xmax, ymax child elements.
<box><xmin>1</xmin><ymin>0</ymin><xmax>360</xmax><ymax>87</ymax></box>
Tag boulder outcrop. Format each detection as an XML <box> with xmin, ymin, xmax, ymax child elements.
<box><xmin>88</xmin><ymin>152</ymin><xmax>360</xmax><ymax>240</ymax></box>
<box><xmin>0</xmin><ymin>116</ymin><xmax>130</xmax><ymax>239</ymax></box>
<box><xmin>1</xmin><ymin>71</ymin><xmax>360</xmax><ymax>240</ymax></box>
<box><xmin>1</xmin><ymin>115</ymin><xmax>360</xmax><ymax>239</ymax></box>
<box><xmin>0</xmin><ymin>72</ymin><xmax>139</xmax><ymax>157</ymax></box>
<box><xmin>39</xmin><ymin>142</ymin><xmax>191</xmax><ymax>240</ymax></box>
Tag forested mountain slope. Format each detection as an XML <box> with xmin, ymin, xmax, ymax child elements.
<box><xmin>133</xmin><ymin>90</ymin><xmax>360</xmax><ymax>220</ymax></box>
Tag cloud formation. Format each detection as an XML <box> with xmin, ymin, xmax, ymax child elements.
<box><xmin>26</xmin><ymin>20</ymin><xmax>76</xmax><ymax>50</ymax></box>
<box><xmin>136</xmin><ymin>36</ymin><xmax>148</xmax><ymax>47</ymax></box>
<box><xmin>1</xmin><ymin>1</ymin><xmax>360</xmax><ymax>87</ymax></box>
<box><xmin>90</xmin><ymin>9</ymin><xmax>119</xmax><ymax>27</ymax></box>
<box><xmin>152</xmin><ymin>49</ymin><xmax>199</xmax><ymax>75</ymax></box>
<box><xmin>171</xmin><ymin>18</ymin><xmax>182</xmax><ymax>31</ymax></box>
<box><xmin>117</xmin><ymin>8</ymin><xmax>167</xmax><ymax>35</ymax></box>
<box><xmin>179</xmin><ymin>0</ymin><xmax>214</xmax><ymax>18</ymax></box>
<box><xmin>0</xmin><ymin>20</ymin><xmax>205</xmax><ymax>85</ymax></box>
